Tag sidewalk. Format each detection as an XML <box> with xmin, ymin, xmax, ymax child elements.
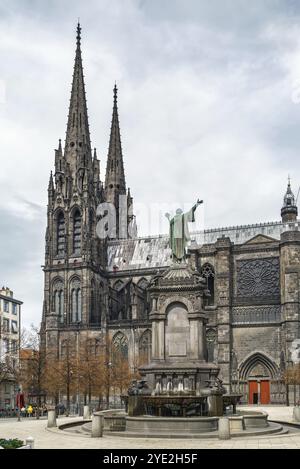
<box><xmin>238</xmin><ymin>405</ymin><xmax>295</xmax><ymax>423</ymax></box>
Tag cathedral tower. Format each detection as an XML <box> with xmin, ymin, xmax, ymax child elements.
<box><xmin>42</xmin><ymin>24</ymin><xmax>107</xmax><ymax>343</ymax></box>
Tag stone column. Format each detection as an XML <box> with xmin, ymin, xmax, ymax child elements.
<box><xmin>280</xmin><ymin>231</ymin><xmax>300</xmax><ymax>375</ymax></box>
<box><xmin>158</xmin><ymin>320</ymin><xmax>165</xmax><ymax>359</ymax></box>
<box><xmin>218</xmin><ymin>417</ymin><xmax>231</xmax><ymax>440</ymax></box>
<box><xmin>47</xmin><ymin>408</ymin><xmax>57</xmax><ymax>428</ymax></box>
<box><xmin>215</xmin><ymin>237</ymin><xmax>232</xmax><ymax>392</ymax></box>
<box><xmin>207</xmin><ymin>393</ymin><xmax>223</xmax><ymax>417</ymax></box>
<box><xmin>189</xmin><ymin>318</ymin><xmax>199</xmax><ymax>359</ymax></box>
<box><xmin>152</xmin><ymin>320</ymin><xmax>158</xmax><ymax>359</ymax></box>
<box><xmin>198</xmin><ymin>320</ymin><xmax>205</xmax><ymax>360</ymax></box>
<box><xmin>91</xmin><ymin>413</ymin><xmax>104</xmax><ymax>438</ymax></box>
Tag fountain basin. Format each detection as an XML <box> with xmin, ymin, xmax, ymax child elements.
<box><xmin>126</xmin><ymin>415</ymin><xmax>218</xmax><ymax>434</ymax></box>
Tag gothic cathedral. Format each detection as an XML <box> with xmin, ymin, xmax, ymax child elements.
<box><xmin>41</xmin><ymin>24</ymin><xmax>300</xmax><ymax>405</ymax></box>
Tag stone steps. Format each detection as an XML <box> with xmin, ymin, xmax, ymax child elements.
<box><xmin>106</xmin><ymin>422</ymin><xmax>285</xmax><ymax>439</ymax></box>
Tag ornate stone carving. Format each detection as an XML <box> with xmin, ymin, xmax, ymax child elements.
<box><xmin>188</xmin><ymin>294</ymin><xmax>196</xmax><ymax>307</ymax></box>
<box><xmin>159</xmin><ymin>295</ymin><xmax>167</xmax><ymax>307</ymax></box>
<box><xmin>232</xmin><ymin>305</ymin><xmax>281</xmax><ymax>324</ymax></box>
<box><xmin>236</xmin><ymin>258</ymin><xmax>280</xmax><ymax>299</ymax></box>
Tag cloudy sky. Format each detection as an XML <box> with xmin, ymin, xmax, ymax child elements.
<box><xmin>1</xmin><ymin>0</ymin><xmax>300</xmax><ymax>327</ymax></box>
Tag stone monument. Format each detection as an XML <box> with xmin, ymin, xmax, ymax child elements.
<box><xmin>135</xmin><ymin>200</ymin><xmax>223</xmax><ymax>416</ymax></box>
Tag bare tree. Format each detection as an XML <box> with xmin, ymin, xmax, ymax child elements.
<box><xmin>18</xmin><ymin>325</ymin><xmax>47</xmax><ymax>419</ymax></box>
<box><xmin>44</xmin><ymin>336</ymin><xmax>77</xmax><ymax>413</ymax></box>
<box><xmin>285</xmin><ymin>364</ymin><xmax>300</xmax><ymax>406</ymax></box>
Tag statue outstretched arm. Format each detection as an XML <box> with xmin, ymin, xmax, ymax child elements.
<box><xmin>192</xmin><ymin>199</ymin><xmax>203</xmax><ymax>212</ymax></box>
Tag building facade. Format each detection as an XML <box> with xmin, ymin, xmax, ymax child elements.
<box><xmin>41</xmin><ymin>25</ymin><xmax>300</xmax><ymax>405</ymax></box>
<box><xmin>0</xmin><ymin>287</ymin><xmax>22</xmax><ymax>409</ymax></box>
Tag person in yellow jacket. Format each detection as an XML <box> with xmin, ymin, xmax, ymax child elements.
<box><xmin>27</xmin><ymin>405</ymin><xmax>33</xmax><ymax>417</ymax></box>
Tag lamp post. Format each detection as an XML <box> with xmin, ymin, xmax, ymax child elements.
<box><xmin>106</xmin><ymin>361</ymin><xmax>112</xmax><ymax>410</ymax></box>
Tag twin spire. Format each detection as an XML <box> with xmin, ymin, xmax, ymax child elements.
<box><xmin>65</xmin><ymin>22</ymin><xmax>91</xmax><ymax>166</ymax></box>
<box><xmin>105</xmin><ymin>83</ymin><xmax>127</xmax><ymax>205</ymax></box>
<box><xmin>64</xmin><ymin>23</ymin><xmax>126</xmax><ymax>201</ymax></box>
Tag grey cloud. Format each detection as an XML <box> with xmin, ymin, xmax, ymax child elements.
<box><xmin>1</xmin><ymin>1</ymin><xmax>300</xmax><ymax>327</ymax></box>
<box><xmin>0</xmin><ymin>205</ymin><xmax>45</xmax><ymax>326</ymax></box>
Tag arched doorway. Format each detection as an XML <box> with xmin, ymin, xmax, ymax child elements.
<box><xmin>248</xmin><ymin>364</ymin><xmax>270</xmax><ymax>405</ymax></box>
<box><xmin>239</xmin><ymin>352</ymin><xmax>278</xmax><ymax>405</ymax></box>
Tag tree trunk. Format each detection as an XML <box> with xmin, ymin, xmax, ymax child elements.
<box><xmin>36</xmin><ymin>394</ymin><xmax>41</xmax><ymax>420</ymax></box>
<box><xmin>67</xmin><ymin>380</ymin><xmax>70</xmax><ymax>412</ymax></box>
<box><xmin>88</xmin><ymin>382</ymin><xmax>92</xmax><ymax>404</ymax></box>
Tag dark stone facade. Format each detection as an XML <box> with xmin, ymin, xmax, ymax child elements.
<box><xmin>41</xmin><ymin>25</ymin><xmax>300</xmax><ymax>404</ymax></box>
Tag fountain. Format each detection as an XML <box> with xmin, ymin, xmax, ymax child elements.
<box><xmin>120</xmin><ymin>262</ymin><xmax>230</xmax><ymax>434</ymax></box>
<box><xmin>107</xmin><ymin>262</ymin><xmax>281</xmax><ymax>438</ymax></box>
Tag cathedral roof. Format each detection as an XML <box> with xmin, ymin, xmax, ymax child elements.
<box><xmin>107</xmin><ymin>220</ymin><xmax>298</xmax><ymax>272</ymax></box>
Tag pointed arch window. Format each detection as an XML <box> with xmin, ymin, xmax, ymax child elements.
<box><xmin>57</xmin><ymin>212</ymin><xmax>65</xmax><ymax>257</ymax></box>
<box><xmin>90</xmin><ymin>280</ymin><xmax>98</xmax><ymax>324</ymax></box>
<box><xmin>71</xmin><ymin>278</ymin><xmax>82</xmax><ymax>322</ymax></box>
<box><xmin>53</xmin><ymin>280</ymin><xmax>64</xmax><ymax>323</ymax></box>
<box><xmin>112</xmin><ymin>332</ymin><xmax>128</xmax><ymax>360</ymax></box>
<box><xmin>73</xmin><ymin>209</ymin><xmax>82</xmax><ymax>255</ymax></box>
<box><xmin>201</xmin><ymin>263</ymin><xmax>215</xmax><ymax>306</ymax></box>
<box><xmin>139</xmin><ymin>330</ymin><xmax>152</xmax><ymax>365</ymax></box>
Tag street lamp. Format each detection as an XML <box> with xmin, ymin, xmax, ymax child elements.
<box><xmin>106</xmin><ymin>361</ymin><xmax>113</xmax><ymax>410</ymax></box>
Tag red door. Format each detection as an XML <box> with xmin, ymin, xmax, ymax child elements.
<box><xmin>260</xmin><ymin>380</ymin><xmax>270</xmax><ymax>404</ymax></box>
<box><xmin>248</xmin><ymin>381</ymin><xmax>258</xmax><ymax>404</ymax></box>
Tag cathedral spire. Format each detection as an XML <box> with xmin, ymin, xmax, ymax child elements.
<box><xmin>105</xmin><ymin>84</ymin><xmax>126</xmax><ymax>205</ymax></box>
<box><xmin>48</xmin><ymin>171</ymin><xmax>54</xmax><ymax>192</ymax></box>
<box><xmin>281</xmin><ymin>176</ymin><xmax>298</xmax><ymax>223</ymax></box>
<box><xmin>64</xmin><ymin>23</ymin><xmax>91</xmax><ymax>173</ymax></box>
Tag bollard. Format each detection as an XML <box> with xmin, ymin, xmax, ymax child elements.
<box><xmin>218</xmin><ymin>417</ymin><xmax>231</xmax><ymax>440</ymax></box>
<box><xmin>293</xmin><ymin>407</ymin><xmax>300</xmax><ymax>422</ymax></box>
<box><xmin>91</xmin><ymin>413</ymin><xmax>104</xmax><ymax>437</ymax></box>
<box><xmin>26</xmin><ymin>437</ymin><xmax>34</xmax><ymax>449</ymax></box>
<box><xmin>47</xmin><ymin>409</ymin><xmax>57</xmax><ymax>428</ymax></box>
<box><xmin>83</xmin><ymin>405</ymin><xmax>90</xmax><ymax>420</ymax></box>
